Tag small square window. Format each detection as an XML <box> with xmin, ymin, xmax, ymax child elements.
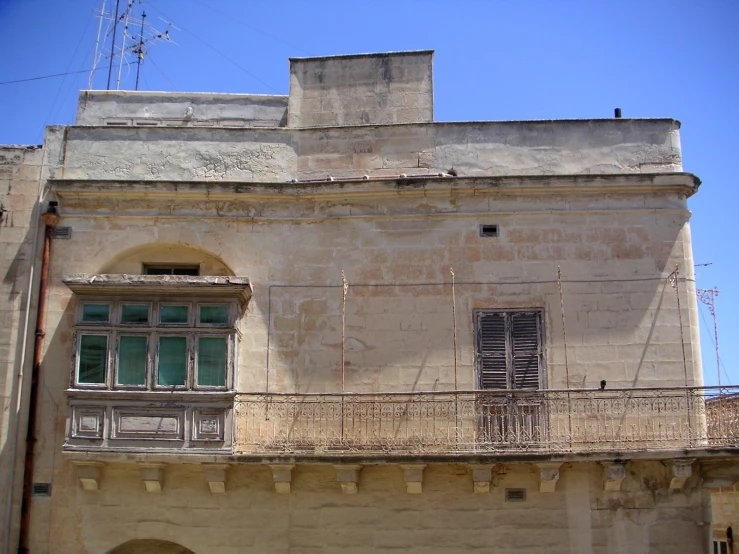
<box><xmin>479</xmin><ymin>224</ymin><xmax>499</xmax><ymax>237</ymax></box>
<box><xmin>120</xmin><ymin>304</ymin><xmax>149</xmax><ymax>324</ymax></box>
<box><xmin>160</xmin><ymin>305</ymin><xmax>189</xmax><ymax>324</ymax></box>
<box><xmin>144</xmin><ymin>265</ymin><xmax>199</xmax><ymax>276</ymax></box>
<box><xmin>199</xmin><ymin>305</ymin><xmax>229</xmax><ymax>325</ymax></box>
<box><xmin>78</xmin><ymin>334</ymin><xmax>108</xmax><ymax>384</ymax></box>
<box><xmin>81</xmin><ymin>304</ymin><xmax>109</xmax><ymax>323</ymax></box>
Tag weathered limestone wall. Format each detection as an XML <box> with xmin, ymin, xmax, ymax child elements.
<box><xmin>28</xmin><ymin>461</ymin><xmax>707</xmax><ymax>553</ymax></box>
<box><xmin>288</xmin><ymin>51</ymin><xmax>434</xmax><ymax>128</ymax></box>
<box><xmin>710</xmin><ymin>488</ymin><xmax>739</xmax><ymax>544</ymax></box>
<box><xmin>0</xmin><ymin>145</ymin><xmax>43</xmax><ymax>552</ymax></box>
<box><xmin>52</xmin><ymin>119</ymin><xmax>683</xmax><ymax>182</ymax></box>
<box><xmin>45</xmin><ymin>185</ymin><xmax>701</xmax><ymax>397</ymax></box>
<box><xmin>75</xmin><ymin>91</ymin><xmax>288</xmax><ymax>127</ymax></box>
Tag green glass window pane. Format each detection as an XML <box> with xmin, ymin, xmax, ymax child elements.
<box><xmin>121</xmin><ymin>304</ymin><xmax>149</xmax><ymax>324</ymax></box>
<box><xmin>78</xmin><ymin>335</ymin><xmax>107</xmax><ymax>383</ymax></box>
<box><xmin>118</xmin><ymin>336</ymin><xmax>147</xmax><ymax>385</ymax></box>
<box><xmin>158</xmin><ymin>336</ymin><xmax>187</xmax><ymax>386</ymax></box>
<box><xmin>197</xmin><ymin>337</ymin><xmax>227</xmax><ymax>387</ymax></box>
<box><xmin>160</xmin><ymin>305</ymin><xmax>189</xmax><ymax>324</ymax></box>
<box><xmin>81</xmin><ymin>304</ymin><xmax>109</xmax><ymax>323</ymax></box>
<box><xmin>199</xmin><ymin>306</ymin><xmax>229</xmax><ymax>325</ymax></box>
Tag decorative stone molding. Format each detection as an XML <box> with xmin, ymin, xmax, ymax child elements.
<box><xmin>269</xmin><ymin>464</ymin><xmax>295</xmax><ymax>494</ymax></box>
<box><xmin>72</xmin><ymin>461</ymin><xmax>104</xmax><ymax>491</ymax></box>
<box><xmin>668</xmin><ymin>459</ymin><xmax>694</xmax><ymax>490</ymax></box>
<box><xmin>470</xmin><ymin>464</ymin><xmax>495</xmax><ymax>494</ymax></box>
<box><xmin>139</xmin><ymin>463</ymin><xmax>165</xmax><ymax>493</ymax></box>
<box><xmin>702</xmin><ymin>462</ymin><xmax>739</xmax><ymax>489</ymax></box>
<box><xmin>601</xmin><ymin>462</ymin><xmax>627</xmax><ymax>492</ymax></box>
<box><xmin>333</xmin><ymin>464</ymin><xmax>362</xmax><ymax>494</ymax></box>
<box><xmin>400</xmin><ymin>464</ymin><xmax>426</xmax><ymax>494</ymax></box>
<box><xmin>204</xmin><ymin>464</ymin><xmax>228</xmax><ymax>494</ymax></box>
<box><xmin>536</xmin><ymin>462</ymin><xmax>562</xmax><ymax>493</ymax></box>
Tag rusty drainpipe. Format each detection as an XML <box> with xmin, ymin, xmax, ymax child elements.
<box><xmin>17</xmin><ymin>201</ymin><xmax>59</xmax><ymax>554</ymax></box>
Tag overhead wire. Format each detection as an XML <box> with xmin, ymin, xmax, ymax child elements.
<box><xmin>0</xmin><ymin>68</ymin><xmax>105</xmax><ymax>86</ymax></box>
<box><xmin>188</xmin><ymin>0</ymin><xmax>311</xmax><ymax>55</ymax></box>
<box><xmin>147</xmin><ymin>54</ymin><xmax>178</xmax><ymax>91</ymax></box>
<box><xmin>146</xmin><ymin>3</ymin><xmax>281</xmax><ymax>94</ymax></box>
<box><xmin>45</xmin><ymin>10</ymin><xmax>96</xmax><ymax>126</ymax></box>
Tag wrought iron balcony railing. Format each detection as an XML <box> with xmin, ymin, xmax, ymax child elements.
<box><xmin>233</xmin><ymin>386</ymin><xmax>739</xmax><ymax>457</ymax></box>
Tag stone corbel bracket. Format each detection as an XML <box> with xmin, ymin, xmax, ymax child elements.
<box><xmin>269</xmin><ymin>464</ymin><xmax>295</xmax><ymax>494</ymax></box>
<box><xmin>140</xmin><ymin>463</ymin><xmax>165</xmax><ymax>493</ymax></box>
<box><xmin>668</xmin><ymin>459</ymin><xmax>694</xmax><ymax>490</ymax></box>
<box><xmin>536</xmin><ymin>462</ymin><xmax>562</xmax><ymax>493</ymax></box>
<box><xmin>72</xmin><ymin>461</ymin><xmax>104</xmax><ymax>491</ymax></box>
<box><xmin>400</xmin><ymin>464</ymin><xmax>426</xmax><ymax>494</ymax></box>
<box><xmin>601</xmin><ymin>461</ymin><xmax>627</xmax><ymax>492</ymax></box>
<box><xmin>470</xmin><ymin>464</ymin><xmax>496</xmax><ymax>494</ymax></box>
<box><xmin>205</xmin><ymin>464</ymin><xmax>228</xmax><ymax>494</ymax></box>
<box><xmin>334</xmin><ymin>464</ymin><xmax>362</xmax><ymax>494</ymax></box>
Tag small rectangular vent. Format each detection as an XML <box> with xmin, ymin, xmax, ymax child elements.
<box><xmin>32</xmin><ymin>483</ymin><xmax>52</xmax><ymax>497</ymax></box>
<box><xmin>480</xmin><ymin>224</ymin><xmax>499</xmax><ymax>237</ymax></box>
<box><xmin>52</xmin><ymin>227</ymin><xmax>72</xmax><ymax>240</ymax></box>
<box><xmin>505</xmin><ymin>488</ymin><xmax>526</xmax><ymax>502</ymax></box>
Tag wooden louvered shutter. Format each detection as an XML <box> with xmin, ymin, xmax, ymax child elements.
<box><xmin>511</xmin><ymin>312</ymin><xmax>541</xmax><ymax>389</ymax></box>
<box><xmin>478</xmin><ymin>312</ymin><xmax>508</xmax><ymax>389</ymax></box>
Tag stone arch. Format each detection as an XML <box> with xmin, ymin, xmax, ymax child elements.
<box><xmin>105</xmin><ymin>539</ymin><xmax>196</xmax><ymax>554</ymax></box>
<box><xmin>98</xmin><ymin>241</ymin><xmax>235</xmax><ymax>276</ymax></box>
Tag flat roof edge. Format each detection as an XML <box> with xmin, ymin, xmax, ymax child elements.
<box><xmin>289</xmin><ymin>50</ymin><xmax>435</xmax><ymax>62</ymax></box>
<box><xmin>79</xmin><ymin>90</ymin><xmax>287</xmax><ymax>100</ymax></box>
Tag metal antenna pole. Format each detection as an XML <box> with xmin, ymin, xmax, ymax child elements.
<box><xmin>106</xmin><ymin>0</ymin><xmax>121</xmax><ymax>90</ymax></box>
<box><xmin>697</xmin><ymin>287</ymin><xmax>721</xmax><ymax>388</ymax></box>
<box><xmin>134</xmin><ymin>11</ymin><xmax>146</xmax><ymax>91</ymax></box>
<box><xmin>89</xmin><ymin>0</ymin><xmax>107</xmax><ymax>89</ymax></box>
<box><xmin>115</xmin><ymin>0</ymin><xmax>133</xmax><ymax>90</ymax></box>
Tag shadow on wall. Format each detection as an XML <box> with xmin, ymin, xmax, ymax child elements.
<box><xmin>106</xmin><ymin>539</ymin><xmax>196</xmax><ymax>554</ymax></box>
<box><xmin>98</xmin><ymin>242</ymin><xmax>235</xmax><ymax>276</ymax></box>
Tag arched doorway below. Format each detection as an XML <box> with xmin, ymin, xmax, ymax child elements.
<box><xmin>106</xmin><ymin>539</ymin><xmax>195</xmax><ymax>554</ymax></box>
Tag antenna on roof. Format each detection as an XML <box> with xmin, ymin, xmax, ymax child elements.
<box><xmin>115</xmin><ymin>1</ymin><xmax>135</xmax><ymax>90</ymax></box>
<box><xmin>89</xmin><ymin>0</ymin><xmax>176</xmax><ymax>91</ymax></box>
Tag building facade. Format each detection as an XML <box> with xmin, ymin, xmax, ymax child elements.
<box><xmin>1</xmin><ymin>51</ymin><xmax>737</xmax><ymax>554</ymax></box>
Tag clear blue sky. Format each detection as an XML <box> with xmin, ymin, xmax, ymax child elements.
<box><xmin>1</xmin><ymin>0</ymin><xmax>737</xmax><ymax>386</ymax></box>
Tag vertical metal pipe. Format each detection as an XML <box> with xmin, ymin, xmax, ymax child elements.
<box><xmin>106</xmin><ymin>0</ymin><xmax>121</xmax><ymax>90</ymax></box>
<box><xmin>451</xmin><ymin>267</ymin><xmax>458</xmax><ymax>390</ymax></box>
<box><xmin>17</xmin><ymin>206</ymin><xmax>58</xmax><ymax>554</ymax></box>
<box><xmin>134</xmin><ymin>11</ymin><xmax>146</xmax><ymax>91</ymax></box>
<box><xmin>88</xmin><ymin>0</ymin><xmax>107</xmax><ymax>89</ymax></box>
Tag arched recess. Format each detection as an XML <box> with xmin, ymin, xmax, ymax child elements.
<box><xmin>98</xmin><ymin>242</ymin><xmax>235</xmax><ymax>276</ymax></box>
<box><xmin>105</xmin><ymin>539</ymin><xmax>196</xmax><ymax>554</ymax></box>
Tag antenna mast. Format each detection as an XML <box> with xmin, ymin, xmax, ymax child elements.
<box><xmin>115</xmin><ymin>1</ymin><xmax>134</xmax><ymax>90</ymax></box>
<box><xmin>106</xmin><ymin>0</ymin><xmax>121</xmax><ymax>90</ymax></box>
<box><xmin>88</xmin><ymin>1</ymin><xmax>176</xmax><ymax>91</ymax></box>
<box><xmin>134</xmin><ymin>11</ymin><xmax>146</xmax><ymax>91</ymax></box>
<box><xmin>88</xmin><ymin>0</ymin><xmax>107</xmax><ymax>89</ymax></box>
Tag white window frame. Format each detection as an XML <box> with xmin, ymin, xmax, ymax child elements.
<box><xmin>114</xmin><ymin>332</ymin><xmax>150</xmax><ymax>389</ymax></box>
<box><xmin>118</xmin><ymin>301</ymin><xmax>152</xmax><ymax>326</ymax></box>
<box><xmin>73</xmin><ymin>300</ymin><xmax>237</xmax><ymax>392</ymax></box>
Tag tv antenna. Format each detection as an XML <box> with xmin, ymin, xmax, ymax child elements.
<box><xmin>89</xmin><ymin>0</ymin><xmax>177</xmax><ymax>91</ymax></box>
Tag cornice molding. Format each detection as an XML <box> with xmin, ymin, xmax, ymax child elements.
<box><xmin>50</xmin><ymin>172</ymin><xmax>700</xmax><ymax>203</ymax></box>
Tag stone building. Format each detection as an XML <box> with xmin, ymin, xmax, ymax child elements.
<box><xmin>0</xmin><ymin>50</ymin><xmax>737</xmax><ymax>553</ymax></box>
